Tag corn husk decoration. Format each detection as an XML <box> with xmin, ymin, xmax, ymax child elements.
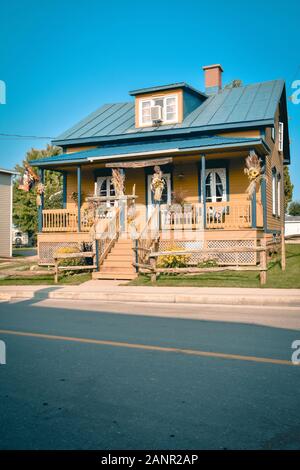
<box><xmin>18</xmin><ymin>162</ymin><xmax>39</xmax><ymax>192</ymax></box>
<box><xmin>111</xmin><ymin>169</ymin><xmax>125</xmax><ymax>196</ymax></box>
<box><xmin>151</xmin><ymin>166</ymin><xmax>165</xmax><ymax>202</ymax></box>
<box><xmin>244</xmin><ymin>152</ymin><xmax>266</xmax><ymax>199</ymax></box>
<box><xmin>36</xmin><ymin>183</ymin><xmax>45</xmax><ymax>206</ymax></box>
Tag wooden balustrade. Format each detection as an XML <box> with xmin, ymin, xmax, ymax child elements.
<box><xmin>160</xmin><ymin>203</ymin><xmax>203</xmax><ymax>230</ymax></box>
<box><xmin>136</xmin><ymin>206</ymin><xmax>160</xmax><ymax>265</ymax></box>
<box><xmin>97</xmin><ymin>207</ymin><xmax>121</xmax><ymax>266</ymax></box>
<box><xmin>42</xmin><ymin>200</ymin><xmax>255</xmax><ymax>233</ymax></box>
<box><xmin>160</xmin><ymin>201</ymin><xmax>252</xmax><ymax>230</ymax></box>
<box><xmin>42</xmin><ymin>209</ymin><xmax>90</xmax><ymax>232</ymax></box>
<box><xmin>205</xmin><ymin>201</ymin><xmax>252</xmax><ymax>229</ymax></box>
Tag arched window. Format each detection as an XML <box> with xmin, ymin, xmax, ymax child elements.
<box><xmin>205</xmin><ymin>169</ymin><xmax>226</xmax><ymax>202</ymax></box>
<box><xmin>97</xmin><ymin>177</ymin><xmax>116</xmax><ymax>207</ymax></box>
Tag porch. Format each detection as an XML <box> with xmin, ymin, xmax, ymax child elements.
<box><xmin>36</xmin><ymin>148</ymin><xmax>266</xmax><ymax>269</ymax></box>
<box><xmin>41</xmin><ymin>199</ymin><xmax>263</xmax><ymax>233</ymax></box>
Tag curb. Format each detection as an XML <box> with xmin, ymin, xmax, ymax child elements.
<box><xmin>1</xmin><ymin>290</ymin><xmax>300</xmax><ymax>307</ymax></box>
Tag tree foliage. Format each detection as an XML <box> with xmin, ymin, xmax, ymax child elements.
<box><xmin>283</xmin><ymin>166</ymin><xmax>293</xmax><ymax>213</ymax></box>
<box><xmin>13</xmin><ymin>145</ymin><xmax>62</xmax><ymax>238</ymax></box>
<box><xmin>288</xmin><ymin>201</ymin><xmax>300</xmax><ymax>216</ymax></box>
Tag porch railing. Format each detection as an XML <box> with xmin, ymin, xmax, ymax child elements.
<box><xmin>97</xmin><ymin>207</ymin><xmax>121</xmax><ymax>266</ymax></box>
<box><xmin>42</xmin><ymin>200</ymin><xmax>260</xmax><ymax>233</ymax></box>
<box><xmin>42</xmin><ymin>209</ymin><xmax>91</xmax><ymax>232</ymax></box>
<box><xmin>205</xmin><ymin>201</ymin><xmax>252</xmax><ymax>229</ymax></box>
<box><xmin>160</xmin><ymin>203</ymin><xmax>203</xmax><ymax>230</ymax></box>
<box><xmin>136</xmin><ymin>206</ymin><xmax>160</xmax><ymax>265</ymax></box>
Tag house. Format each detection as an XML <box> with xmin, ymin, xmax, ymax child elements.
<box><xmin>285</xmin><ymin>215</ymin><xmax>300</xmax><ymax>237</ymax></box>
<box><xmin>33</xmin><ymin>64</ymin><xmax>290</xmax><ymax>279</ymax></box>
<box><xmin>0</xmin><ymin>168</ymin><xmax>16</xmax><ymax>258</ymax></box>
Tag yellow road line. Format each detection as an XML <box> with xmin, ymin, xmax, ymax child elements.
<box><xmin>0</xmin><ymin>329</ymin><xmax>295</xmax><ymax>366</ymax></box>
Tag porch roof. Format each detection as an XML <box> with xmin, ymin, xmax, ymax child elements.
<box><xmin>34</xmin><ymin>135</ymin><xmax>270</xmax><ymax>167</ymax></box>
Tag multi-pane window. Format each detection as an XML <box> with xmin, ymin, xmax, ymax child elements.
<box><xmin>97</xmin><ymin>177</ymin><xmax>116</xmax><ymax>207</ymax></box>
<box><xmin>141</xmin><ymin>101</ymin><xmax>151</xmax><ymax>124</ymax></box>
<box><xmin>205</xmin><ymin>169</ymin><xmax>226</xmax><ymax>202</ymax></box>
<box><xmin>165</xmin><ymin>96</ymin><xmax>177</xmax><ymax>122</ymax></box>
<box><xmin>139</xmin><ymin>95</ymin><xmax>178</xmax><ymax>126</ymax></box>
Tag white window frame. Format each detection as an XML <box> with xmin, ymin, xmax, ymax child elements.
<box><xmin>271</xmin><ymin>126</ymin><xmax>275</xmax><ymax>142</ymax></box>
<box><xmin>278</xmin><ymin>122</ymin><xmax>284</xmax><ymax>152</ymax></box>
<box><xmin>205</xmin><ymin>168</ymin><xmax>227</xmax><ymax>203</ymax></box>
<box><xmin>277</xmin><ymin>174</ymin><xmax>281</xmax><ymax>217</ymax></box>
<box><xmin>96</xmin><ymin>176</ymin><xmax>116</xmax><ymax>207</ymax></box>
<box><xmin>139</xmin><ymin>94</ymin><xmax>178</xmax><ymax>127</ymax></box>
<box><xmin>272</xmin><ymin>169</ymin><xmax>277</xmax><ymax>216</ymax></box>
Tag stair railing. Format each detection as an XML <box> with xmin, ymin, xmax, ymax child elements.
<box><xmin>136</xmin><ymin>206</ymin><xmax>160</xmax><ymax>267</ymax></box>
<box><xmin>97</xmin><ymin>207</ymin><xmax>121</xmax><ymax>266</ymax></box>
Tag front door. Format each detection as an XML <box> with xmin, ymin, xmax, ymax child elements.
<box><xmin>147</xmin><ymin>173</ymin><xmax>171</xmax><ymax>216</ymax></box>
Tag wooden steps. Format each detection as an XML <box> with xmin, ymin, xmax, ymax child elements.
<box><xmin>93</xmin><ymin>238</ymin><xmax>137</xmax><ymax>280</ymax></box>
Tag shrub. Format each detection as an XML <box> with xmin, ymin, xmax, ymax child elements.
<box><xmin>55</xmin><ymin>246</ymin><xmax>83</xmax><ymax>267</ymax></box>
<box><xmin>158</xmin><ymin>246</ymin><xmax>190</xmax><ymax>268</ymax></box>
<box><xmin>197</xmin><ymin>258</ymin><xmax>218</xmax><ymax>268</ymax></box>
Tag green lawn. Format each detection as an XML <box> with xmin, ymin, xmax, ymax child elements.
<box><xmin>0</xmin><ymin>272</ymin><xmax>92</xmax><ymax>286</ymax></box>
<box><xmin>129</xmin><ymin>244</ymin><xmax>300</xmax><ymax>289</ymax></box>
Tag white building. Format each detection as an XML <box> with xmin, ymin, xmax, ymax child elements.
<box><xmin>0</xmin><ymin>168</ymin><xmax>16</xmax><ymax>257</ymax></box>
<box><xmin>285</xmin><ymin>215</ymin><xmax>300</xmax><ymax>237</ymax></box>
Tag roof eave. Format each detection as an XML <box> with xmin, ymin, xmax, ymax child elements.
<box><xmin>33</xmin><ymin>138</ymin><xmax>270</xmax><ymax>168</ymax></box>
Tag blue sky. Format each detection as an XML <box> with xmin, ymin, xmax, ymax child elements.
<box><xmin>0</xmin><ymin>0</ymin><xmax>299</xmax><ymax>199</ymax></box>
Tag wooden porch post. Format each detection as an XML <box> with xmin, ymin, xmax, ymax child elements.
<box><xmin>261</xmin><ymin>155</ymin><xmax>267</xmax><ymax>232</ymax></box>
<box><xmin>77</xmin><ymin>166</ymin><xmax>81</xmax><ymax>232</ymax></box>
<box><xmin>251</xmin><ymin>189</ymin><xmax>257</xmax><ymax>228</ymax></box>
<box><xmin>38</xmin><ymin>168</ymin><xmax>45</xmax><ymax>232</ymax></box>
<box><xmin>62</xmin><ymin>171</ymin><xmax>67</xmax><ymax>209</ymax></box>
<box><xmin>119</xmin><ymin>169</ymin><xmax>126</xmax><ymax>233</ymax></box>
<box><xmin>281</xmin><ymin>225</ymin><xmax>286</xmax><ymax>271</ymax></box>
<box><xmin>201</xmin><ymin>155</ymin><xmax>206</xmax><ymax>229</ymax></box>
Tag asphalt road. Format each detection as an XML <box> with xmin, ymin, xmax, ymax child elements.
<box><xmin>0</xmin><ymin>298</ymin><xmax>299</xmax><ymax>450</ymax></box>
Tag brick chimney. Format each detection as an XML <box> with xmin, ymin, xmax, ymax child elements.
<box><xmin>202</xmin><ymin>64</ymin><xmax>223</xmax><ymax>94</ymax></box>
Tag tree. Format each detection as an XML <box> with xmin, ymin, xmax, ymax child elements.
<box><xmin>288</xmin><ymin>201</ymin><xmax>300</xmax><ymax>216</ymax></box>
<box><xmin>13</xmin><ymin>145</ymin><xmax>62</xmax><ymax>241</ymax></box>
<box><xmin>283</xmin><ymin>166</ymin><xmax>293</xmax><ymax>213</ymax></box>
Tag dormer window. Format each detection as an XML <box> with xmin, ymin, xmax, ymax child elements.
<box><xmin>139</xmin><ymin>95</ymin><xmax>178</xmax><ymax>126</ymax></box>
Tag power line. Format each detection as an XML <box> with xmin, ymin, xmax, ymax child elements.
<box><xmin>0</xmin><ymin>133</ymin><xmax>54</xmax><ymax>140</ymax></box>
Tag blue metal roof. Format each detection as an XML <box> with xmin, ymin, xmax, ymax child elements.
<box><xmin>53</xmin><ymin>79</ymin><xmax>285</xmax><ymax>146</ymax></box>
<box><xmin>34</xmin><ymin>135</ymin><xmax>269</xmax><ymax>167</ymax></box>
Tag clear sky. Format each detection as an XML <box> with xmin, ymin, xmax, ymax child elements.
<box><xmin>0</xmin><ymin>0</ymin><xmax>299</xmax><ymax>198</ymax></box>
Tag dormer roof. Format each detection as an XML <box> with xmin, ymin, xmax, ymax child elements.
<box><xmin>128</xmin><ymin>82</ymin><xmax>207</xmax><ymax>99</ymax></box>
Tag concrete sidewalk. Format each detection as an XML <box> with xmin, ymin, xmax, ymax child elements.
<box><xmin>0</xmin><ymin>281</ymin><xmax>300</xmax><ymax>307</ymax></box>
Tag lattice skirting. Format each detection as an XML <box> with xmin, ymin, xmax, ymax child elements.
<box><xmin>39</xmin><ymin>242</ymin><xmax>80</xmax><ymax>265</ymax></box>
<box><xmin>159</xmin><ymin>239</ymin><xmax>257</xmax><ymax>265</ymax></box>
